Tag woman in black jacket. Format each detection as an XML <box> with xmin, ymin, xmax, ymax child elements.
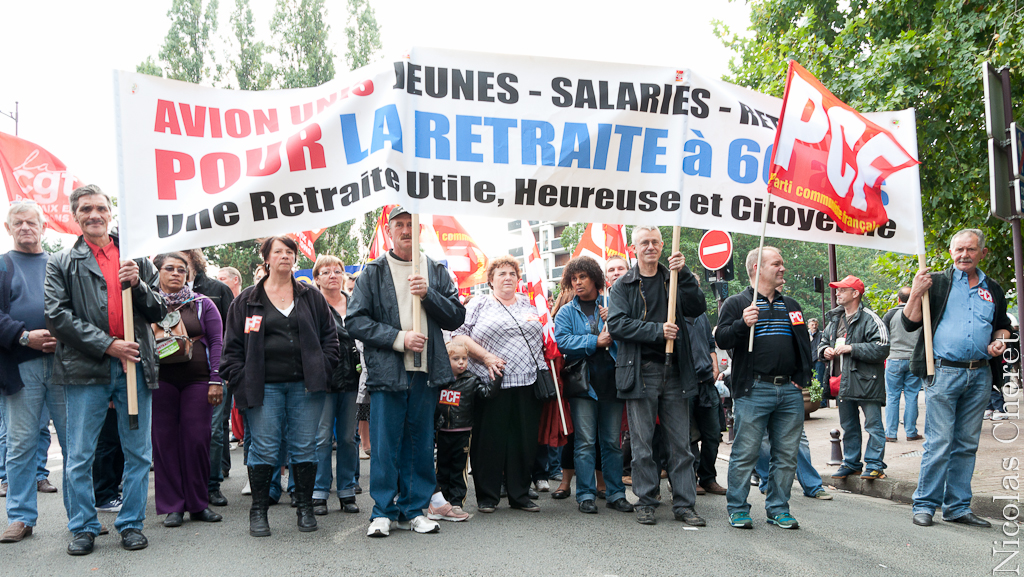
<box><xmin>220</xmin><ymin>236</ymin><xmax>340</xmax><ymax>538</ymax></box>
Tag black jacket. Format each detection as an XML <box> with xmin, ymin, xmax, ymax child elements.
<box><xmin>817</xmin><ymin>304</ymin><xmax>890</xmax><ymax>403</ymax></box>
<box><xmin>716</xmin><ymin>287</ymin><xmax>813</xmax><ymax>399</ymax></box>
<box><xmin>607</xmin><ymin>264</ymin><xmax>707</xmax><ymax>400</ymax></box>
<box><xmin>192</xmin><ymin>271</ymin><xmax>234</xmax><ymax>332</ymax></box>
<box><xmin>435</xmin><ymin>371</ymin><xmax>489</xmax><ymax>430</ymax></box>
<box><xmin>346</xmin><ymin>254</ymin><xmax>465</xmax><ymax>391</ymax></box>
<box><xmin>329</xmin><ymin>304</ymin><xmax>360</xmax><ymax>393</ymax></box>
<box><xmin>901</xmin><ymin>266</ymin><xmax>1011</xmax><ymax>380</ymax></box>
<box><xmin>220</xmin><ymin>277</ymin><xmax>340</xmax><ymax>409</ymax></box>
<box><xmin>45</xmin><ymin>235</ymin><xmax>166</xmax><ymax>388</ymax></box>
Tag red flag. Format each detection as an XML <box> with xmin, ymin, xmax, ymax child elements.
<box><xmin>572</xmin><ymin>223</ymin><xmax>634</xmax><ymax>264</ymax></box>
<box><xmin>367</xmin><ymin>205</ymin><xmax>397</xmax><ymax>261</ymax></box>
<box><xmin>0</xmin><ymin>132</ymin><xmax>83</xmax><ymax>235</ymax></box>
<box><xmin>287</xmin><ymin>229</ymin><xmax>325</xmax><ymax>262</ymax></box>
<box><xmin>571</xmin><ymin>223</ymin><xmax>604</xmax><ymax>262</ymax></box>
<box><xmin>432</xmin><ymin>215</ymin><xmax>488</xmax><ymax>293</ymax></box>
<box><xmin>767</xmin><ymin>61</ymin><xmax>919</xmax><ymax>234</ymax></box>
<box><xmin>602</xmin><ymin>224</ymin><xmax>634</xmax><ymax>262</ymax></box>
<box><xmin>521</xmin><ymin>225</ymin><xmax>560</xmax><ymax>360</ymax></box>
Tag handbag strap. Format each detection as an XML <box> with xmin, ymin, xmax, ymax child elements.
<box><xmin>495</xmin><ymin>296</ymin><xmax>545</xmax><ymax>373</ymax></box>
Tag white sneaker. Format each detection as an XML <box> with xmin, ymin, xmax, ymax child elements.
<box><xmin>534</xmin><ymin>479</ymin><xmax>550</xmax><ymax>492</ymax></box>
<box><xmin>367</xmin><ymin>517</ymin><xmax>391</xmax><ymax>538</ymax></box>
<box><xmin>394</xmin><ymin>515</ymin><xmax>440</xmax><ymax>534</ymax></box>
<box><xmin>241</xmin><ymin>481</ymin><xmax>251</xmax><ymax>495</ymax></box>
<box><xmin>984</xmin><ymin>409</ymin><xmax>993</xmax><ymax>420</ymax></box>
<box><xmin>992</xmin><ymin>411</ymin><xmax>1009</xmax><ymax>421</ymax></box>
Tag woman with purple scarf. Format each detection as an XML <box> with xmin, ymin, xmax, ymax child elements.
<box><xmin>151</xmin><ymin>252</ymin><xmax>224</xmax><ymax>528</ymax></box>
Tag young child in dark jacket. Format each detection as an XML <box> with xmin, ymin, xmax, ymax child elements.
<box><xmin>427</xmin><ymin>342</ymin><xmax>490</xmax><ymax>522</ymax></box>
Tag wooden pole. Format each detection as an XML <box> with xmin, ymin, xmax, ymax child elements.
<box><xmin>121</xmin><ymin>286</ymin><xmax>139</xmax><ymax>430</ymax></box>
<box><xmin>412</xmin><ymin>213</ymin><xmax>422</xmax><ymax>368</ymax></box>
<box><xmin>549</xmin><ymin>359</ymin><xmax>568</xmax><ymax>435</ymax></box>
<box><xmin>748</xmin><ymin>193</ymin><xmax>773</xmax><ymax>352</ymax></box>
<box><xmin>665</xmin><ymin>226</ymin><xmax>681</xmax><ymax>365</ymax></box>
<box><xmin>918</xmin><ymin>254</ymin><xmax>935</xmax><ymax>376</ymax></box>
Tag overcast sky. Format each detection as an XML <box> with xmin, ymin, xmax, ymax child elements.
<box><xmin>0</xmin><ymin>0</ymin><xmax>750</xmax><ymax>255</ymax></box>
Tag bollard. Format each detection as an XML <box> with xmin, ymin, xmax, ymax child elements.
<box><xmin>826</xmin><ymin>429</ymin><xmax>844</xmax><ymax>466</ymax></box>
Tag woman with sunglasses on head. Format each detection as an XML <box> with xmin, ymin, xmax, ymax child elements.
<box><xmin>150</xmin><ymin>252</ymin><xmax>224</xmax><ymax>528</ymax></box>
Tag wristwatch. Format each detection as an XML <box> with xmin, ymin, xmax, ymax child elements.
<box><xmin>19</xmin><ymin>331</ymin><xmax>30</xmax><ymax>347</ymax></box>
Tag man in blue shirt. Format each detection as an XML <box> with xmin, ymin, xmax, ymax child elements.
<box><xmin>903</xmin><ymin>228</ymin><xmax>1011</xmax><ymax>528</ymax></box>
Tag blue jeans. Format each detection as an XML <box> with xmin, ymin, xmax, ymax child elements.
<box><xmin>0</xmin><ymin>400</ymin><xmax>51</xmax><ymax>484</ymax></box>
<box><xmin>755</xmin><ymin>427</ymin><xmax>823</xmax><ymax>497</ymax></box>
<box><xmin>884</xmin><ymin>359</ymin><xmax>921</xmax><ymax>438</ymax></box>
<box><xmin>838</xmin><ymin>399</ymin><xmax>886</xmax><ymax>471</ymax></box>
<box><xmin>64</xmin><ymin>359</ymin><xmax>152</xmax><ymax>534</ymax></box>
<box><xmin>208</xmin><ymin>386</ymin><xmax>228</xmax><ymax>492</ymax></box>
<box><xmin>245</xmin><ymin>381</ymin><xmax>324</xmax><ymax>467</ymax></box>
<box><xmin>726</xmin><ymin>380</ymin><xmax>803</xmax><ymax>517</ymax></box>
<box><xmin>569</xmin><ymin>397</ymin><xmax>625</xmax><ymax>503</ymax></box>
<box><xmin>912</xmin><ymin>365</ymin><xmax>991</xmax><ymax>519</ymax></box>
<box><xmin>313</xmin><ymin>390</ymin><xmax>359</xmax><ymax>500</ymax></box>
<box><xmin>0</xmin><ymin>356</ymin><xmax>69</xmax><ymax>526</ymax></box>
<box><xmin>369</xmin><ymin>373</ymin><xmax>436</xmax><ymax>521</ymax></box>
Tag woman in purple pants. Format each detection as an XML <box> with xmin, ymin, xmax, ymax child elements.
<box><xmin>151</xmin><ymin>252</ymin><xmax>224</xmax><ymax>527</ymax></box>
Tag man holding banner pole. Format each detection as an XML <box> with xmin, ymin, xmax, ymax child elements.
<box><xmin>44</xmin><ymin>185</ymin><xmax>165</xmax><ymax>555</ymax></box>
<box><xmin>347</xmin><ymin>206</ymin><xmax>465</xmax><ymax>538</ymax></box>
<box><xmin>607</xmin><ymin>225</ymin><xmax>707</xmax><ymax>527</ymax></box>
<box><xmin>903</xmin><ymin>228</ymin><xmax>1010</xmax><ymax>528</ymax></box>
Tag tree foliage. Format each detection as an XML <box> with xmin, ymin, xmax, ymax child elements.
<box><xmin>716</xmin><ymin>0</ymin><xmax>1024</xmax><ymax>299</ymax></box>
<box><xmin>270</xmin><ymin>0</ymin><xmax>336</xmax><ymax>89</ymax></box>
<box><xmin>345</xmin><ymin>0</ymin><xmax>383</xmax><ymax>70</ymax></box>
<box><xmin>229</xmin><ymin>0</ymin><xmax>273</xmax><ymax>91</ymax></box>
<box><xmin>157</xmin><ymin>0</ymin><xmax>222</xmax><ymax>85</ymax></box>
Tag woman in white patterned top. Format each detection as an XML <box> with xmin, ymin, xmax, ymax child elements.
<box><xmin>453</xmin><ymin>256</ymin><xmax>548</xmax><ymax>514</ymax></box>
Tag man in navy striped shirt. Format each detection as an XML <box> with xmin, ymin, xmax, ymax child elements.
<box><xmin>715</xmin><ymin>246</ymin><xmax>814</xmax><ymax>530</ymax></box>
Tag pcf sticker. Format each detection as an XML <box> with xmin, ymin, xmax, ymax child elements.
<box><xmin>979</xmin><ymin>288</ymin><xmax>993</xmax><ymax>303</ymax></box>
<box><xmin>789</xmin><ymin>311</ymin><xmax>805</xmax><ymax>325</ymax></box>
<box><xmin>244</xmin><ymin>315</ymin><xmax>263</xmax><ymax>333</ymax></box>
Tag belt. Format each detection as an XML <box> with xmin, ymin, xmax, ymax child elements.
<box><xmin>936</xmin><ymin>358</ymin><xmax>987</xmax><ymax>370</ymax></box>
<box><xmin>753</xmin><ymin>372</ymin><xmax>792</xmax><ymax>385</ymax></box>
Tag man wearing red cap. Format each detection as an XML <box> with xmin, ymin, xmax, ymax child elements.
<box><xmin>818</xmin><ymin>275</ymin><xmax>890</xmax><ymax>481</ymax></box>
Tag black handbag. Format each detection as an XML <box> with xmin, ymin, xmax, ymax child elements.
<box><xmin>563</xmin><ymin>357</ymin><xmax>590</xmax><ymax>398</ymax></box>
<box><xmin>498</xmin><ymin>298</ymin><xmax>557</xmax><ymax>402</ymax></box>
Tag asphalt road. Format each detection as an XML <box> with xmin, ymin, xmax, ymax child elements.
<box><xmin>0</xmin><ymin>450</ymin><xmax>1007</xmax><ymax>577</ymax></box>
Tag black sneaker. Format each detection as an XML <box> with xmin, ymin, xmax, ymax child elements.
<box><xmin>832</xmin><ymin>466</ymin><xmax>862</xmax><ymax>479</ymax></box>
<box><xmin>636</xmin><ymin>505</ymin><xmax>656</xmax><ymax>525</ymax></box>
<box><xmin>674</xmin><ymin>507</ymin><xmax>706</xmax><ymax>527</ymax></box>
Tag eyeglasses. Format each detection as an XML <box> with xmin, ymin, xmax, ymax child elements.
<box><xmin>319</xmin><ymin>269</ymin><xmax>345</xmax><ymax>276</ymax></box>
<box><xmin>161</xmin><ymin>266</ymin><xmax>188</xmax><ymax>275</ymax></box>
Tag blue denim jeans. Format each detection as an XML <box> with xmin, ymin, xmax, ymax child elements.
<box><xmin>838</xmin><ymin>399</ymin><xmax>886</xmax><ymax>471</ymax></box>
<box><xmin>755</xmin><ymin>427</ymin><xmax>823</xmax><ymax>497</ymax></box>
<box><xmin>0</xmin><ymin>399</ymin><xmax>51</xmax><ymax>484</ymax></box>
<box><xmin>0</xmin><ymin>356</ymin><xmax>69</xmax><ymax>526</ymax></box>
<box><xmin>569</xmin><ymin>397</ymin><xmax>625</xmax><ymax>503</ymax></box>
<box><xmin>64</xmin><ymin>359</ymin><xmax>152</xmax><ymax>535</ymax></box>
<box><xmin>726</xmin><ymin>379</ymin><xmax>803</xmax><ymax>517</ymax></box>
<box><xmin>245</xmin><ymin>381</ymin><xmax>324</xmax><ymax>467</ymax></box>
<box><xmin>313</xmin><ymin>390</ymin><xmax>359</xmax><ymax>500</ymax></box>
<box><xmin>884</xmin><ymin>358</ymin><xmax>921</xmax><ymax>438</ymax></box>
<box><xmin>369</xmin><ymin>372</ymin><xmax>437</xmax><ymax>521</ymax></box>
<box><xmin>207</xmin><ymin>386</ymin><xmax>228</xmax><ymax>492</ymax></box>
<box><xmin>912</xmin><ymin>365</ymin><xmax>991</xmax><ymax>519</ymax></box>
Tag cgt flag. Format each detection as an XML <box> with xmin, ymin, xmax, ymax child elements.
<box><xmin>521</xmin><ymin>224</ymin><xmax>560</xmax><ymax>360</ymax></box>
<box><xmin>571</xmin><ymin>223</ymin><xmax>635</xmax><ymax>265</ymax></box>
<box><xmin>288</xmin><ymin>228</ymin><xmax>326</xmax><ymax>262</ymax></box>
<box><xmin>367</xmin><ymin>204</ymin><xmax>397</xmax><ymax>261</ymax></box>
<box><xmin>0</xmin><ymin>132</ymin><xmax>83</xmax><ymax>235</ymax></box>
<box><xmin>766</xmin><ymin>61</ymin><xmax>920</xmax><ymax>234</ymax></box>
<box><xmin>432</xmin><ymin>215</ymin><xmax>488</xmax><ymax>294</ymax></box>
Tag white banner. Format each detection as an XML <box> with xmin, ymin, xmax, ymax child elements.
<box><xmin>114</xmin><ymin>47</ymin><xmax>924</xmax><ymax>259</ymax></box>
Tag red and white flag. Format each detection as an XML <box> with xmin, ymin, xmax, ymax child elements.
<box><xmin>571</xmin><ymin>223</ymin><xmax>634</xmax><ymax>265</ymax></box>
<box><xmin>602</xmin><ymin>224</ymin><xmax>634</xmax><ymax>263</ymax></box>
<box><xmin>432</xmin><ymin>215</ymin><xmax>488</xmax><ymax>295</ymax></box>
<box><xmin>0</xmin><ymin>132</ymin><xmax>83</xmax><ymax>236</ymax></box>
<box><xmin>767</xmin><ymin>61</ymin><xmax>920</xmax><ymax>234</ymax></box>
<box><xmin>288</xmin><ymin>229</ymin><xmax>325</xmax><ymax>262</ymax></box>
<box><xmin>367</xmin><ymin>205</ymin><xmax>397</xmax><ymax>261</ymax></box>
<box><xmin>521</xmin><ymin>225</ymin><xmax>560</xmax><ymax>360</ymax></box>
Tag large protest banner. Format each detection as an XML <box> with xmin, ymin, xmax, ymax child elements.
<box><xmin>114</xmin><ymin>47</ymin><xmax>924</xmax><ymax>260</ymax></box>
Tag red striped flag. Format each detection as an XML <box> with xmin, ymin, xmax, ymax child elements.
<box><xmin>521</xmin><ymin>225</ymin><xmax>560</xmax><ymax>360</ymax></box>
<box><xmin>367</xmin><ymin>205</ymin><xmax>397</xmax><ymax>261</ymax></box>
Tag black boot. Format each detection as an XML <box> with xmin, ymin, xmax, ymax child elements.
<box><xmin>248</xmin><ymin>465</ymin><xmax>274</xmax><ymax>537</ymax></box>
<box><xmin>293</xmin><ymin>462</ymin><xmax>318</xmax><ymax>532</ymax></box>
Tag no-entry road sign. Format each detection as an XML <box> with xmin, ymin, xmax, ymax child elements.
<box><xmin>698</xmin><ymin>230</ymin><xmax>733</xmax><ymax>271</ymax></box>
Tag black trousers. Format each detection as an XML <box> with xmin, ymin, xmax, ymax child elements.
<box><xmin>691</xmin><ymin>395</ymin><xmax>722</xmax><ymax>486</ymax></box>
<box><xmin>435</xmin><ymin>430</ymin><xmax>471</xmax><ymax>507</ymax></box>
<box><xmin>93</xmin><ymin>407</ymin><xmax>124</xmax><ymax>504</ymax></box>
<box><xmin>471</xmin><ymin>385</ymin><xmax>541</xmax><ymax>508</ymax></box>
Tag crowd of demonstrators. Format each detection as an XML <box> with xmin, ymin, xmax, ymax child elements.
<box><xmin>904</xmin><ymin>229</ymin><xmax>1010</xmax><ymax>529</ymax></box>
<box><xmin>150</xmin><ymin>252</ymin><xmax>224</xmax><ymax>528</ymax></box>
<box><xmin>819</xmin><ymin>275</ymin><xmax>890</xmax><ymax>481</ymax></box>
<box><xmin>608</xmin><ymin>225</ymin><xmax>707</xmax><ymax>527</ymax></box>
<box><xmin>553</xmin><ymin>257</ymin><xmax>630</xmax><ymax>515</ymax></box>
<box><xmin>881</xmin><ymin>288</ymin><xmax>924</xmax><ymax>441</ymax></box>
<box><xmin>454</xmin><ymin>256</ymin><xmax>546</xmax><ymax>516</ymax></box>
<box><xmin>220</xmin><ymin>236</ymin><xmax>340</xmax><ymax>538</ymax></box>
<box><xmin>347</xmin><ymin>207</ymin><xmax>465</xmax><ymax>538</ymax></box>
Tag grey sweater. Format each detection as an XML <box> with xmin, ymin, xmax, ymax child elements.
<box><xmin>882</xmin><ymin>304</ymin><xmax>918</xmax><ymax>360</ymax></box>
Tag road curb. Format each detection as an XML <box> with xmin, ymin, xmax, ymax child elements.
<box><xmin>822</xmin><ymin>474</ymin><xmax>1004</xmax><ymax>520</ymax></box>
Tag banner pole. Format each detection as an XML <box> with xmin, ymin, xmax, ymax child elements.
<box><xmin>665</xmin><ymin>226</ymin><xmax>681</xmax><ymax>365</ymax></box>
<box><xmin>917</xmin><ymin>254</ymin><xmax>935</xmax><ymax>376</ymax></box>
<box><xmin>748</xmin><ymin>193</ymin><xmax>772</xmax><ymax>353</ymax></box>
<box><xmin>412</xmin><ymin>213</ymin><xmax>422</xmax><ymax>368</ymax></box>
<box><xmin>121</xmin><ymin>285</ymin><xmax>139</xmax><ymax>430</ymax></box>
<box><xmin>549</xmin><ymin>359</ymin><xmax>568</xmax><ymax>435</ymax></box>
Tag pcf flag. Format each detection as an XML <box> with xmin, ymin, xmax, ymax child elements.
<box><xmin>766</xmin><ymin>61</ymin><xmax>920</xmax><ymax>234</ymax></box>
<box><xmin>0</xmin><ymin>132</ymin><xmax>83</xmax><ymax>235</ymax></box>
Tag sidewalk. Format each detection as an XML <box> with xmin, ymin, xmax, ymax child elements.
<box><xmin>717</xmin><ymin>394</ymin><xmax>1020</xmax><ymax>520</ymax></box>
